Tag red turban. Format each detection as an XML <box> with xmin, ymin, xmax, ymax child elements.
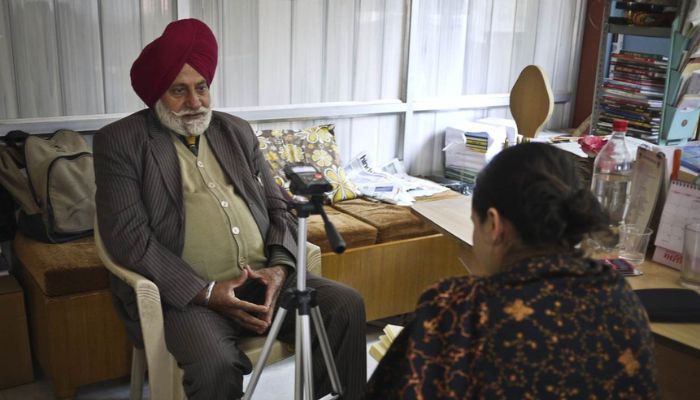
<box><xmin>130</xmin><ymin>19</ymin><xmax>218</xmax><ymax>108</ymax></box>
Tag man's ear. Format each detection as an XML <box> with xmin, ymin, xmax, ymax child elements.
<box><xmin>486</xmin><ymin>207</ymin><xmax>506</xmax><ymax>244</ymax></box>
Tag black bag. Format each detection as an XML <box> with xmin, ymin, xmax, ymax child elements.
<box><xmin>634</xmin><ymin>288</ymin><xmax>700</xmax><ymax>323</ymax></box>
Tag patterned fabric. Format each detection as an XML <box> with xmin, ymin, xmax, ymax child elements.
<box><xmin>366</xmin><ymin>253</ymin><xmax>659</xmax><ymax>400</ymax></box>
<box><xmin>256</xmin><ymin>124</ymin><xmax>360</xmax><ymax>203</ymax></box>
<box><xmin>255</xmin><ymin>128</ymin><xmax>304</xmax><ymax>195</ymax></box>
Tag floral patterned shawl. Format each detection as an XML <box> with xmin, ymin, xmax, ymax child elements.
<box><xmin>366</xmin><ymin>254</ymin><xmax>659</xmax><ymax>399</ymax></box>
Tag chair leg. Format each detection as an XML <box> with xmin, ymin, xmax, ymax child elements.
<box><xmin>130</xmin><ymin>347</ymin><xmax>146</xmax><ymax>400</ymax></box>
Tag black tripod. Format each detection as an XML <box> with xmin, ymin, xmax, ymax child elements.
<box><xmin>243</xmin><ymin>192</ymin><xmax>346</xmax><ymax>400</ymax></box>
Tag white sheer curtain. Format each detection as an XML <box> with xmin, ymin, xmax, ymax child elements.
<box><xmin>0</xmin><ymin>0</ymin><xmax>585</xmax><ymax>174</ymax></box>
<box><xmin>406</xmin><ymin>0</ymin><xmax>585</xmax><ymax>172</ymax></box>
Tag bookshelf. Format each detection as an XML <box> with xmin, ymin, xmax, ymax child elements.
<box><xmin>609</xmin><ymin>24</ymin><xmax>672</xmax><ymax>37</ymax></box>
<box><xmin>592</xmin><ymin>0</ymin><xmax>699</xmax><ymax>145</ymax></box>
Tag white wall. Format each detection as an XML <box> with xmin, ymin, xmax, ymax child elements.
<box><xmin>0</xmin><ymin>0</ymin><xmax>585</xmax><ymax>175</ymax></box>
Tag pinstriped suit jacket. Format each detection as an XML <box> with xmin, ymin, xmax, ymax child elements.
<box><xmin>94</xmin><ymin>109</ymin><xmax>298</xmax><ymax>315</ymax></box>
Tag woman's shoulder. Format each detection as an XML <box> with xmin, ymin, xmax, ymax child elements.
<box><xmin>413</xmin><ymin>275</ymin><xmax>492</xmax><ymax>324</ymax></box>
<box><xmin>420</xmin><ymin>275</ymin><xmax>482</xmax><ymax>302</ymax></box>
<box><xmin>490</xmin><ymin>253</ymin><xmax>620</xmax><ymax>287</ymax></box>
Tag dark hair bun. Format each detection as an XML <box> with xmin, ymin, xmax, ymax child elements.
<box><xmin>472</xmin><ymin>143</ymin><xmax>609</xmax><ymax>250</ymax></box>
<box><xmin>561</xmin><ymin>188</ymin><xmax>610</xmax><ymax>246</ymax></box>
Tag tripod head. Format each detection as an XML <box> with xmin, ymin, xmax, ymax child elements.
<box><xmin>284</xmin><ymin>164</ymin><xmax>346</xmax><ymax>254</ymax></box>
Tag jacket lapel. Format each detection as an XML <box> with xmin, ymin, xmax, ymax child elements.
<box><xmin>146</xmin><ymin>113</ymin><xmax>184</xmax><ymax>221</ymax></box>
<box><xmin>206</xmin><ymin>118</ymin><xmax>247</xmax><ymax>194</ymax></box>
<box><xmin>205</xmin><ymin>116</ymin><xmax>269</xmax><ymax>238</ymax></box>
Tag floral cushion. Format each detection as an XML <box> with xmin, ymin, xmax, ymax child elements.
<box><xmin>256</xmin><ymin>124</ymin><xmax>360</xmax><ymax>203</ymax></box>
<box><xmin>256</xmin><ymin>129</ymin><xmax>304</xmax><ymax>195</ymax></box>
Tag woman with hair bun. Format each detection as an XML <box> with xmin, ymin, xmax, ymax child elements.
<box><xmin>366</xmin><ymin>143</ymin><xmax>658</xmax><ymax>399</ymax></box>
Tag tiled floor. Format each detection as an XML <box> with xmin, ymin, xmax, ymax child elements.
<box><xmin>0</xmin><ymin>326</ymin><xmax>384</xmax><ymax>400</ymax></box>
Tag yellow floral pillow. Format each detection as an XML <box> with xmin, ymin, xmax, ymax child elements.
<box><xmin>255</xmin><ymin>129</ymin><xmax>304</xmax><ymax>196</ymax></box>
<box><xmin>256</xmin><ymin>125</ymin><xmax>360</xmax><ymax>203</ymax></box>
<box><xmin>293</xmin><ymin>125</ymin><xmax>360</xmax><ymax>203</ymax></box>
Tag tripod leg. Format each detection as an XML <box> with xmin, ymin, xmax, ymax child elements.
<box><xmin>311</xmin><ymin>306</ymin><xmax>343</xmax><ymax>397</ymax></box>
<box><xmin>300</xmin><ymin>313</ymin><xmax>315</xmax><ymax>400</ymax></box>
<box><xmin>242</xmin><ymin>307</ymin><xmax>288</xmax><ymax>400</ymax></box>
<box><xmin>295</xmin><ymin>311</ymin><xmax>303</xmax><ymax>400</ymax></box>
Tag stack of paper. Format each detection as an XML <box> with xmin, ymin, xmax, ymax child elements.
<box><xmin>476</xmin><ymin>117</ymin><xmax>518</xmax><ymax>145</ymax></box>
<box><xmin>344</xmin><ymin>153</ymin><xmax>447</xmax><ymax>205</ymax></box>
<box><xmin>368</xmin><ymin>324</ymin><xmax>404</xmax><ymax>362</ymax></box>
<box><xmin>443</xmin><ymin>123</ymin><xmax>506</xmax><ymax>184</ymax></box>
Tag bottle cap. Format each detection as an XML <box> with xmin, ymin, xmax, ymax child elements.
<box><xmin>612</xmin><ymin>119</ymin><xmax>628</xmax><ymax>132</ymax></box>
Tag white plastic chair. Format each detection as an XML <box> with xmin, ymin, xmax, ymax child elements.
<box><xmin>94</xmin><ymin>223</ymin><xmax>322</xmax><ymax>400</ymax></box>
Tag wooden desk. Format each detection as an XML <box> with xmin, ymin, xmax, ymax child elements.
<box><xmin>411</xmin><ymin>195</ymin><xmax>478</xmax><ymax>271</ymax></box>
<box><xmin>627</xmin><ymin>261</ymin><xmax>700</xmax><ymax>399</ymax></box>
<box><xmin>411</xmin><ymin>196</ymin><xmax>473</xmax><ymax>247</ymax></box>
<box><xmin>627</xmin><ymin>261</ymin><xmax>700</xmax><ymax>352</ymax></box>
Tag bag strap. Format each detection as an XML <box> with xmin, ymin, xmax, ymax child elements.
<box><xmin>0</xmin><ymin>146</ymin><xmax>40</xmax><ymax>215</ymax></box>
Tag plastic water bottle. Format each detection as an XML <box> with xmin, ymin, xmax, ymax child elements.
<box><xmin>590</xmin><ymin>120</ymin><xmax>634</xmax><ymax>247</ymax></box>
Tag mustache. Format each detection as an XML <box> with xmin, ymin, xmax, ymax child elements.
<box><xmin>172</xmin><ymin>106</ymin><xmax>209</xmax><ymax>117</ymax></box>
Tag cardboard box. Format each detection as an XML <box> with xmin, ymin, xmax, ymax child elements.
<box><xmin>0</xmin><ymin>274</ymin><xmax>34</xmax><ymax>389</ymax></box>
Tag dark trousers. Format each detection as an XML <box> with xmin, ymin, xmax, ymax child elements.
<box><xmin>163</xmin><ymin>273</ymin><xmax>367</xmax><ymax>400</ymax></box>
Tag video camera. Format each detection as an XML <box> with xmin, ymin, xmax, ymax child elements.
<box><xmin>283</xmin><ymin>164</ymin><xmax>332</xmax><ymax>196</ymax></box>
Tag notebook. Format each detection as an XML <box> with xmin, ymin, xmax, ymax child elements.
<box><xmin>626</xmin><ymin>147</ymin><xmax>666</xmax><ymax>231</ymax></box>
<box><xmin>680</xmin><ymin>142</ymin><xmax>700</xmax><ymax>174</ymax></box>
<box><xmin>653</xmin><ymin>180</ymin><xmax>700</xmax><ymax>268</ymax></box>
<box><xmin>368</xmin><ymin>324</ymin><xmax>404</xmax><ymax>362</ymax></box>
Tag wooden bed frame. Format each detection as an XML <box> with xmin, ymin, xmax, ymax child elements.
<box><xmin>16</xmin><ymin>265</ymin><xmax>130</xmax><ymax>399</ymax></box>
<box><xmin>321</xmin><ymin>233</ymin><xmax>467</xmax><ymax>321</ymax></box>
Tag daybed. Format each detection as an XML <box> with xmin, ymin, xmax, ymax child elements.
<box><xmin>12</xmin><ymin>189</ymin><xmax>466</xmax><ymax>398</ymax></box>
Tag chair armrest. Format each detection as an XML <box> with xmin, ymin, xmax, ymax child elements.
<box><xmin>94</xmin><ymin>221</ymin><xmax>180</xmax><ymax>398</ymax></box>
<box><xmin>306</xmin><ymin>242</ymin><xmax>322</xmax><ymax>276</ymax></box>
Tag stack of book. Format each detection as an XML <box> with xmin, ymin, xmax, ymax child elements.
<box><xmin>613</xmin><ymin>1</ymin><xmax>677</xmax><ymax>27</ymax></box>
<box><xmin>443</xmin><ymin>126</ymin><xmax>491</xmax><ymax>184</ymax></box>
<box><xmin>368</xmin><ymin>324</ymin><xmax>403</xmax><ymax>362</ymax></box>
<box><xmin>597</xmin><ymin>50</ymin><xmax>667</xmax><ymax>143</ymax></box>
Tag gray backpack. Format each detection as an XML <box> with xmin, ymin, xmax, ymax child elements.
<box><xmin>0</xmin><ymin>130</ymin><xmax>95</xmax><ymax>243</ymax></box>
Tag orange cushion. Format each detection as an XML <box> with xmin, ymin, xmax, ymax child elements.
<box><xmin>331</xmin><ymin>190</ymin><xmax>465</xmax><ymax>243</ymax></box>
<box><xmin>307</xmin><ymin>206</ymin><xmax>378</xmax><ymax>253</ymax></box>
<box><xmin>13</xmin><ymin>233</ymin><xmax>108</xmax><ymax>297</ymax></box>
<box><xmin>331</xmin><ymin>199</ymin><xmax>433</xmax><ymax>243</ymax></box>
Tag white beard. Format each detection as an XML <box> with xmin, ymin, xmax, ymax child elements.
<box><xmin>155</xmin><ymin>100</ymin><xmax>212</xmax><ymax>137</ymax></box>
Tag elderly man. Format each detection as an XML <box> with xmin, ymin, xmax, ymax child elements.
<box><xmin>94</xmin><ymin>19</ymin><xmax>366</xmax><ymax>400</ymax></box>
